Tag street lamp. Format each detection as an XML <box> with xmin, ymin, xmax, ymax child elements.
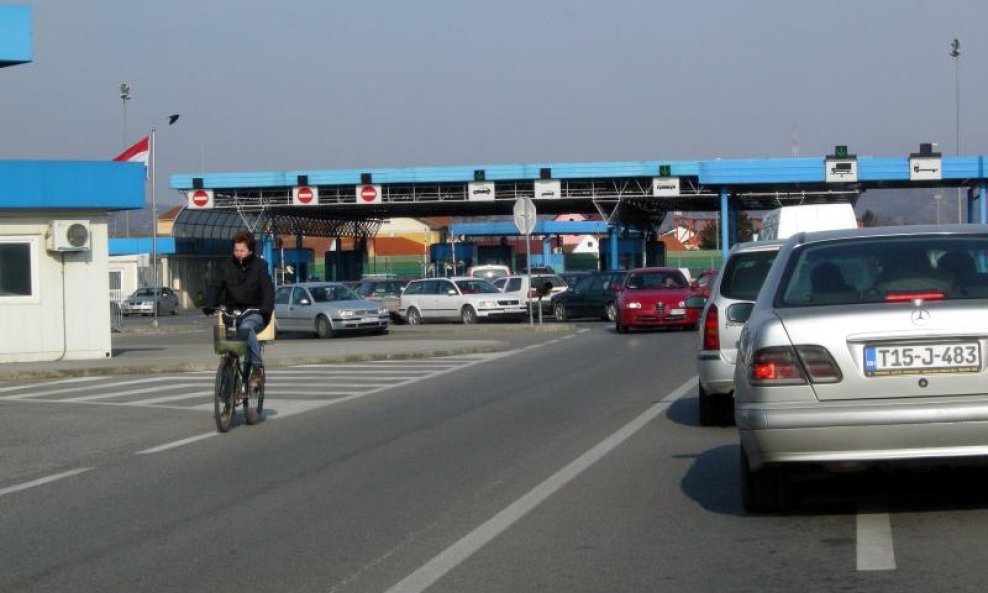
<box><xmin>119</xmin><ymin>83</ymin><xmax>132</xmax><ymax>237</ymax></box>
<box><xmin>950</xmin><ymin>38</ymin><xmax>961</xmax><ymax>223</ymax></box>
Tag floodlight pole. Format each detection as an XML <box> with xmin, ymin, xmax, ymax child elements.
<box><xmin>951</xmin><ymin>38</ymin><xmax>962</xmax><ymax>223</ymax></box>
<box><xmin>151</xmin><ymin>128</ymin><xmax>158</xmax><ymax>328</ymax></box>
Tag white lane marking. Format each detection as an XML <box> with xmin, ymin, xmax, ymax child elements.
<box><xmin>383</xmin><ymin>376</ymin><xmax>697</xmax><ymax>593</ymax></box>
<box><xmin>857</xmin><ymin>505</ymin><xmax>896</xmax><ymax>571</ymax></box>
<box><xmin>0</xmin><ymin>376</ymin><xmax>189</xmax><ymax>401</ymax></box>
<box><xmin>0</xmin><ymin>376</ymin><xmax>104</xmax><ymax>394</ymax></box>
<box><xmin>126</xmin><ymin>391</ymin><xmax>214</xmax><ymax>406</ymax></box>
<box><xmin>0</xmin><ymin>467</ymin><xmax>95</xmax><ymax>498</ymax></box>
<box><xmin>269</xmin><ymin>370</ymin><xmax>441</xmax><ymax>376</ymax></box>
<box><xmin>136</xmin><ymin>433</ymin><xmax>217</xmax><ymax>454</ymax></box>
<box><xmin>53</xmin><ymin>383</ymin><xmax>204</xmax><ymax>403</ymax></box>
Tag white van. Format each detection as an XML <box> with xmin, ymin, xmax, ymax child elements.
<box><xmin>758</xmin><ymin>203</ymin><xmax>857</xmax><ymax>241</ymax></box>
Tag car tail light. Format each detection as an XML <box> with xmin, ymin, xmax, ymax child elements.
<box><xmin>750</xmin><ymin>347</ymin><xmax>807</xmax><ymax>385</ymax></box>
<box><xmin>702</xmin><ymin>304</ymin><xmax>719</xmax><ymax>351</ymax></box>
<box><xmin>795</xmin><ymin>345</ymin><xmax>843</xmax><ymax>383</ymax></box>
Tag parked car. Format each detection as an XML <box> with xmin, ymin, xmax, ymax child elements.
<box><xmin>614</xmin><ymin>267</ymin><xmax>700</xmax><ymax>332</ymax></box>
<box><xmin>559</xmin><ymin>270</ymin><xmax>592</xmax><ymax>287</ymax></box>
<box><xmin>273</xmin><ymin>282</ymin><xmax>389</xmax><ymax>338</ymax></box>
<box><xmin>550</xmin><ymin>270</ymin><xmax>628</xmax><ymax>321</ymax></box>
<box><xmin>121</xmin><ymin>287</ymin><xmax>179</xmax><ymax>316</ymax></box>
<box><xmin>356</xmin><ymin>277</ymin><xmax>404</xmax><ymax>320</ymax></box>
<box><xmin>520</xmin><ymin>265</ymin><xmax>556</xmax><ymax>274</ymax></box>
<box><xmin>499</xmin><ymin>274</ymin><xmax>568</xmax><ymax>314</ymax></box>
<box><xmin>466</xmin><ymin>264</ymin><xmax>512</xmax><ymax>280</ymax></box>
<box><xmin>690</xmin><ymin>268</ymin><xmax>719</xmax><ymax>298</ymax></box>
<box><xmin>399</xmin><ymin>277</ymin><xmax>525</xmax><ymax>324</ymax></box>
<box><xmin>695</xmin><ymin>242</ymin><xmax>784</xmax><ymax>426</ymax></box>
<box><xmin>735</xmin><ymin>225</ymin><xmax>988</xmax><ymax>512</ymax></box>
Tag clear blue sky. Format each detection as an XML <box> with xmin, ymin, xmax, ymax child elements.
<box><xmin>1</xmin><ymin>0</ymin><xmax>986</xmax><ymax>209</ymax></box>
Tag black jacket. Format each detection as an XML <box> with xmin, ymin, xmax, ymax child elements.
<box><xmin>205</xmin><ymin>254</ymin><xmax>275</xmax><ymax>327</ymax></box>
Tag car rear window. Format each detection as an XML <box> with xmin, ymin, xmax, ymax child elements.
<box><xmin>719</xmin><ymin>251</ymin><xmax>778</xmax><ymax>301</ymax></box>
<box><xmin>455</xmin><ymin>279</ymin><xmax>500</xmax><ymax>294</ymax></box>
<box><xmin>533</xmin><ymin>275</ymin><xmax>566</xmax><ymax>288</ymax></box>
<box><xmin>777</xmin><ymin>235</ymin><xmax>988</xmax><ymax>307</ymax></box>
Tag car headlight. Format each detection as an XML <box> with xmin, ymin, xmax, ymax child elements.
<box><xmin>339</xmin><ymin>310</ymin><xmax>354</xmax><ymax>319</ymax></box>
<box><xmin>378</xmin><ymin>308</ymin><xmax>388</xmax><ymax>315</ymax></box>
<box><xmin>626</xmin><ymin>302</ymin><xmax>642</xmax><ymax>310</ymax></box>
<box><xmin>477</xmin><ymin>300</ymin><xmax>497</xmax><ymax>308</ymax></box>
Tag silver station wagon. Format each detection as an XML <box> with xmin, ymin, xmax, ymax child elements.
<box><xmin>274</xmin><ymin>282</ymin><xmax>389</xmax><ymax>338</ymax></box>
<box><xmin>735</xmin><ymin>225</ymin><xmax>988</xmax><ymax>512</ymax></box>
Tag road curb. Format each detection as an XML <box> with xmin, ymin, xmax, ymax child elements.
<box><xmin>0</xmin><ymin>342</ymin><xmax>511</xmax><ymax>381</ymax></box>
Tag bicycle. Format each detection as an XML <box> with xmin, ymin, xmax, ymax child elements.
<box><xmin>212</xmin><ymin>307</ymin><xmax>266</xmax><ymax>432</ymax></box>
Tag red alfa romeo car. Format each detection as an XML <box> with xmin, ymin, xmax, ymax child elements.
<box><xmin>615</xmin><ymin>267</ymin><xmax>702</xmax><ymax>333</ymax></box>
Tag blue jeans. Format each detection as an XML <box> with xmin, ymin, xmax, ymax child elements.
<box><xmin>236</xmin><ymin>313</ymin><xmax>265</xmax><ymax>367</ymax></box>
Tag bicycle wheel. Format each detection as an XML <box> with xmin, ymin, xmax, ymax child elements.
<box><xmin>213</xmin><ymin>356</ymin><xmax>237</xmax><ymax>433</ymax></box>
<box><xmin>243</xmin><ymin>366</ymin><xmax>265</xmax><ymax>425</ymax></box>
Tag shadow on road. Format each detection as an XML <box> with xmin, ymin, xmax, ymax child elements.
<box><xmin>678</xmin><ymin>443</ymin><xmax>988</xmax><ymax>517</ymax></box>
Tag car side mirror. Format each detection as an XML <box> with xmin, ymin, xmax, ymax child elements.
<box><xmin>690</xmin><ymin>280</ymin><xmax>700</xmax><ymax>289</ymax></box>
<box><xmin>727</xmin><ymin>302</ymin><xmax>754</xmax><ymax>323</ymax></box>
<box><xmin>684</xmin><ymin>295</ymin><xmax>707</xmax><ymax>310</ymax></box>
<box><xmin>447</xmin><ymin>288</ymin><xmax>458</xmax><ymax>296</ymax></box>
<box><xmin>613</xmin><ymin>284</ymin><xmax>623</xmax><ymax>293</ymax></box>
<box><xmin>298</xmin><ymin>298</ymin><xmax>311</xmax><ymax>306</ymax></box>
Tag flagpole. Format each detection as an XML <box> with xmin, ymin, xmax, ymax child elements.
<box><xmin>151</xmin><ymin>128</ymin><xmax>158</xmax><ymax>328</ymax></box>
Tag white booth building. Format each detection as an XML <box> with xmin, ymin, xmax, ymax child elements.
<box><xmin>0</xmin><ymin>161</ymin><xmax>146</xmax><ymax>362</ymax></box>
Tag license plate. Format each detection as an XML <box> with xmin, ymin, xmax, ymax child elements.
<box><xmin>864</xmin><ymin>342</ymin><xmax>981</xmax><ymax>376</ymax></box>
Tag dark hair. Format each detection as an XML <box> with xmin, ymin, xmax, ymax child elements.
<box><xmin>231</xmin><ymin>230</ymin><xmax>255</xmax><ymax>251</ymax></box>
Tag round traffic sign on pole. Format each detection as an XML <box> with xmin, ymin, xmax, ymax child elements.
<box><xmin>513</xmin><ymin>197</ymin><xmax>537</xmax><ymax>235</ymax></box>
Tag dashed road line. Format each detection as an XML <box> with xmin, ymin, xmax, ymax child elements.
<box><xmin>857</xmin><ymin>503</ymin><xmax>896</xmax><ymax>571</ymax></box>
<box><xmin>0</xmin><ymin>468</ymin><xmax>95</xmax><ymax>498</ymax></box>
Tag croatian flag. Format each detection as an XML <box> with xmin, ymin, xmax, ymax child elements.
<box><xmin>113</xmin><ymin>135</ymin><xmax>150</xmax><ymax>178</ymax></box>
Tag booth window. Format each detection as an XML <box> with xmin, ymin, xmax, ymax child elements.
<box><xmin>0</xmin><ymin>238</ymin><xmax>37</xmax><ymax>300</ymax></box>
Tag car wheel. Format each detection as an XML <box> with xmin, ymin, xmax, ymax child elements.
<box><xmin>461</xmin><ymin>305</ymin><xmax>478</xmax><ymax>325</ymax></box>
<box><xmin>315</xmin><ymin>315</ymin><xmax>333</xmax><ymax>339</ymax></box>
<box><xmin>740</xmin><ymin>446</ymin><xmax>784</xmax><ymax>513</ymax></box>
<box><xmin>605</xmin><ymin>302</ymin><xmax>617</xmax><ymax>322</ymax></box>
<box><xmin>407</xmin><ymin>307</ymin><xmax>422</xmax><ymax>326</ymax></box>
<box><xmin>554</xmin><ymin>302</ymin><xmax>567</xmax><ymax>321</ymax></box>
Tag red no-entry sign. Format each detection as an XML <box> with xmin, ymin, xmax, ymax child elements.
<box><xmin>188</xmin><ymin>189</ymin><xmax>213</xmax><ymax>209</ymax></box>
<box><xmin>298</xmin><ymin>187</ymin><xmax>314</xmax><ymax>204</ymax></box>
<box><xmin>357</xmin><ymin>184</ymin><xmax>381</xmax><ymax>204</ymax></box>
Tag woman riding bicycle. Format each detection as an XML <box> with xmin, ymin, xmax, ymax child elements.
<box><xmin>203</xmin><ymin>230</ymin><xmax>275</xmax><ymax>386</ymax></box>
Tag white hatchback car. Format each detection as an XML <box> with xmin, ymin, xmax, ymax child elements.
<box><xmin>399</xmin><ymin>277</ymin><xmax>525</xmax><ymax>324</ymax></box>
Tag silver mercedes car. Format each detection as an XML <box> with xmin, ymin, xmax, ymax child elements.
<box><xmin>735</xmin><ymin>225</ymin><xmax>988</xmax><ymax>512</ymax></box>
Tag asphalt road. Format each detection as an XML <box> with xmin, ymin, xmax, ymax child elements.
<box><xmin>2</xmin><ymin>324</ymin><xmax>987</xmax><ymax>592</ymax></box>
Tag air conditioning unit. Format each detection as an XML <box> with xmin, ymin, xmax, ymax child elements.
<box><xmin>47</xmin><ymin>220</ymin><xmax>92</xmax><ymax>252</ymax></box>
